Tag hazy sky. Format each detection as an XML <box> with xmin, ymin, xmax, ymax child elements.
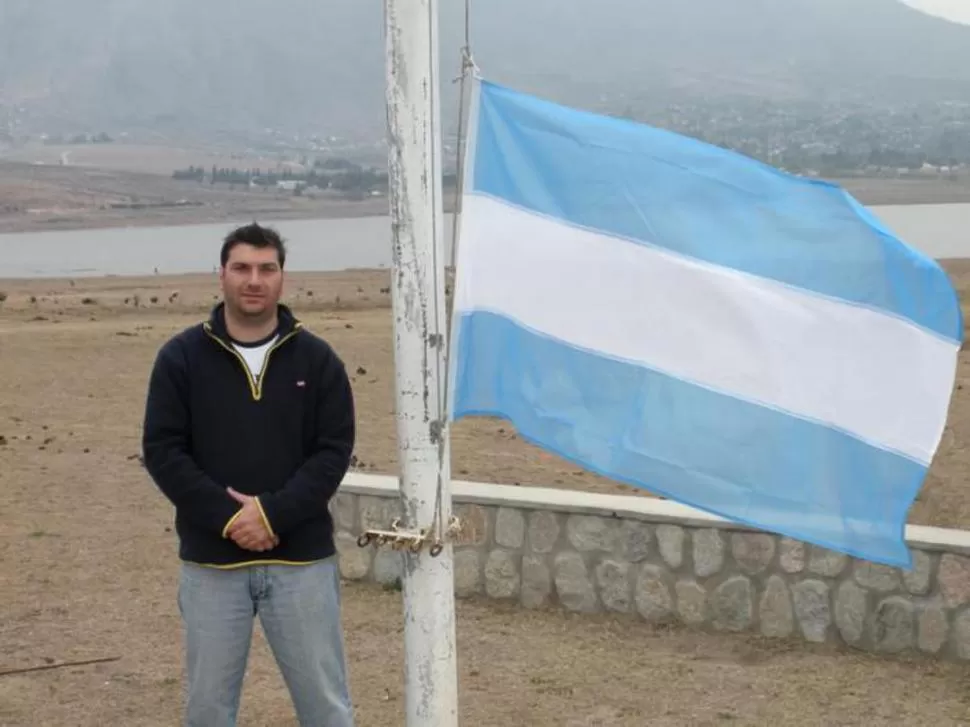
<box><xmin>903</xmin><ymin>0</ymin><xmax>970</xmax><ymax>24</ymax></box>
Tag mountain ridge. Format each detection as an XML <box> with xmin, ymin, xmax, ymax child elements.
<box><xmin>1</xmin><ymin>0</ymin><xmax>969</xmax><ymax>138</ymax></box>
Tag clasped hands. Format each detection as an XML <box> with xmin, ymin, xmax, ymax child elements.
<box><xmin>226</xmin><ymin>487</ymin><xmax>279</xmax><ymax>552</ymax></box>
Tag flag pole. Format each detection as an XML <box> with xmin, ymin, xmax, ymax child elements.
<box><xmin>383</xmin><ymin>0</ymin><xmax>459</xmax><ymax>724</ymax></box>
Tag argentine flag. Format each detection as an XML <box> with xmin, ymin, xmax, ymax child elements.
<box><xmin>447</xmin><ymin>79</ymin><xmax>962</xmax><ymax>569</ymax></box>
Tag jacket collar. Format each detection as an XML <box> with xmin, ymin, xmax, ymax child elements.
<box><xmin>204</xmin><ymin>302</ymin><xmax>301</xmax><ymax>344</ymax></box>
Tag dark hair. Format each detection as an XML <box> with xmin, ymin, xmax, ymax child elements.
<box><xmin>220</xmin><ymin>222</ymin><xmax>287</xmax><ymax>268</ymax></box>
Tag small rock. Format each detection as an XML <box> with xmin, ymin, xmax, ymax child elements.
<box><xmin>453</xmin><ymin>504</ymin><xmax>488</xmax><ymax>546</ymax></box>
<box><xmin>854</xmin><ymin>562</ymin><xmax>901</xmax><ymax>592</ymax></box>
<box><xmin>373</xmin><ymin>550</ymin><xmax>403</xmax><ymax>587</ymax></box>
<box><xmin>779</xmin><ymin>538</ymin><xmax>806</xmax><ymax>574</ymax></box>
<box><xmin>808</xmin><ymin>547</ymin><xmax>847</xmax><ymax>577</ymax></box>
<box><xmin>454</xmin><ymin>549</ymin><xmax>481</xmax><ymax>597</ymax></box>
<box><xmin>903</xmin><ymin>551</ymin><xmax>933</xmax><ymax>595</ymax></box>
<box><xmin>952</xmin><ymin>609</ymin><xmax>970</xmax><ymax>660</ymax></box>
<box><xmin>871</xmin><ymin>597</ymin><xmax>915</xmax><ymax>653</ymax></box>
<box><xmin>554</xmin><ymin>552</ymin><xmax>598</xmax><ymax>613</ymax></box>
<box><xmin>760</xmin><ymin>575</ymin><xmax>794</xmax><ymax>638</ymax></box>
<box><xmin>614</xmin><ymin>520</ymin><xmax>651</xmax><ymax>562</ymax></box>
<box><xmin>335</xmin><ymin>532</ymin><xmax>371</xmax><ymax>580</ymax></box>
<box><xmin>656</xmin><ymin>525</ymin><xmax>685</xmax><ymax>569</ymax></box>
<box><xmin>711</xmin><ymin>576</ymin><xmax>753</xmax><ymax>632</ymax></box>
<box><xmin>938</xmin><ymin>555</ymin><xmax>970</xmax><ymax>607</ymax></box>
<box><xmin>793</xmin><ymin>580</ymin><xmax>831</xmax><ymax>643</ymax></box>
<box><xmin>520</xmin><ymin>555</ymin><xmax>551</xmax><ymax>608</ymax></box>
<box><xmin>484</xmin><ymin>549</ymin><xmax>520</xmax><ymax>599</ymax></box>
<box><xmin>528</xmin><ymin>511</ymin><xmax>561</xmax><ymax>553</ymax></box>
<box><xmin>731</xmin><ymin>533</ymin><xmax>776</xmax><ymax>574</ymax></box>
<box><xmin>917</xmin><ymin>605</ymin><xmax>948</xmax><ymax>654</ymax></box>
<box><xmin>692</xmin><ymin>529</ymin><xmax>725</xmax><ymax>578</ymax></box>
<box><xmin>565</xmin><ymin>515</ymin><xmax>616</xmax><ymax>552</ymax></box>
<box><xmin>834</xmin><ymin>581</ymin><xmax>868</xmax><ymax>645</ymax></box>
<box><xmin>495</xmin><ymin>508</ymin><xmax>525</xmax><ymax>549</ymax></box>
<box><xmin>675</xmin><ymin>580</ymin><xmax>708</xmax><ymax>625</ymax></box>
<box><xmin>635</xmin><ymin>565</ymin><xmax>674</xmax><ymax>622</ymax></box>
<box><xmin>596</xmin><ymin>559</ymin><xmax>632</xmax><ymax>613</ymax></box>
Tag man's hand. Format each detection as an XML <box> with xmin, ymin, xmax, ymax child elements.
<box><xmin>226</xmin><ymin>487</ymin><xmax>279</xmax><ymax>552</ymax></box>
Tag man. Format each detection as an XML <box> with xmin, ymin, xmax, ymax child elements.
<box><xmin>142</xmin><ymin>222</ymin><xmax>356</xmax><ymax>727</ymax></box>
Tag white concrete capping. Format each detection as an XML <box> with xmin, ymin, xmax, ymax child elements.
<box><xmin>341</xmin><ymin>472</ymin><xmax>970</xmax><ymax>557</ymax></box>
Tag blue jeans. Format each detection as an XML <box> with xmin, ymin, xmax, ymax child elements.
<box><xmin>177</xmin><ymin>557</ymin><xmax>354</xmax><ymax>727</ymax></box>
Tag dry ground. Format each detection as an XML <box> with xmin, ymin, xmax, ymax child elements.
<box><xmin>2</xmin><ymin>270</ymin><xmax>970</xmax><ymax>725</ymax></box>
<box><xmin>0</xmin><ymin>161</ymin><xmax>390</xmax><ymax>235</ymax></box>
<box><xmin>2</xmin><ymin>153</ymin><xmax>970</xmax><ymax>236</ymax></box>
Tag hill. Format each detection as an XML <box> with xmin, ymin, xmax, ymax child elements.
<box><xmin>1</xmin><ymin>0</ymin><xmax>969</xmax><ymax>139</ymax></box>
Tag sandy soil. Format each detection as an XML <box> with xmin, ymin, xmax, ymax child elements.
<box><xmin>2</xmin><ymin>270</ymin><xmax>970</xmax><ymax>725</ymax></box>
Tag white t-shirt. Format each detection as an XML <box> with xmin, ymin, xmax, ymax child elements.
<box><xmin>231</xmin><ymin>335</ymin><xmax>278</xmax><ymax>379</ymax></box>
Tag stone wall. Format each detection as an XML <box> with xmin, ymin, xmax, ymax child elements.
<box><xmin>334</xmin><ymin>473</ymin><xmax>970</xmax><ymax>662</ymax></box>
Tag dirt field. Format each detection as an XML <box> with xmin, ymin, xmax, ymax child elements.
<box><xmin>0</xmin><ymin>161</ymin><xmax>390</xmax><ymax>235</ymax></box>
<box><xmin>2</xmin><ymin>270</ymin><xmax>970</xmax><ymax>725</ymax></box>
<box><xmin>2</xmin><ymin>152</ymin><xmax>970</xmax><ymax>236</ymax></box>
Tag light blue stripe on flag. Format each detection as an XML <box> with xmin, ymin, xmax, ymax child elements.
<box><xmin>449</xmin><ymin>79</ymin><xmax>963</xmax><ymax>569</ymax></box>
<box><xmin>452</xmin><ymin>311</ymin><xmax>925</xmax><ymax>565</ymax></box>
<box><xmin>469</xmin><ymin>81</ymin><xmax>961</xmax><ymax>342</ymax></box>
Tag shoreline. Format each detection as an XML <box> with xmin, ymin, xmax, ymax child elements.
<box><xmin>1</xmin><ymin>158</ymin><xmax>970</xmax><ymax>236</ymax></box>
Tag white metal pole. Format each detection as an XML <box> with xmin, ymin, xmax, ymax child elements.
<box><xmin>384</xmin><ymin>0</ymin><xmax>459</xmax><ymax>724</ymax></box>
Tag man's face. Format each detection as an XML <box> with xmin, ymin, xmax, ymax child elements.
<box><xmin>219</xmin><ymin>243</ymin><xmax>284</xmax><ymax>320</ymax></box>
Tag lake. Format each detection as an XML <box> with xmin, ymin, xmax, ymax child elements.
<box><xmin>0</xmin><ymin>203</ymin><xmax>968</xmax><ymax>279</ymax></box>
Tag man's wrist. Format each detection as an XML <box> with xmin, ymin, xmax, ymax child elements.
<box><xmin>254</xmin><ymin>497</ymin><xmax>277</xmax><ymax>541</ymax></box>
<box><xmin>221</xmin><ymin>509</ymin><xmax>243</xmax><ymax>539</ymax></box>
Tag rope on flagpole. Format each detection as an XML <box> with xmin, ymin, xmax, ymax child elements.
<box><xmin>358</xmin><ymin>0</ymin><xmax>478</xmax><ymax>557</ymax></box>
<box><xmin>430</xmin><ymin>0</ymin><xmax>479</xmax><ymax>547</ymax></box>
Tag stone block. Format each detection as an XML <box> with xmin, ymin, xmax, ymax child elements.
<box><xmin>453</xmin><ymin>504</ymin><xmax>489</xmax><ymax>547</ymax></box>
<box><xmin>952</xmin><ymin>609</ymin><xmax>970</xmax><ymax>660</ymax></box>
<box><xmin>454</xmin><ymin>549</ymin><xmax>482</xmax><ymax>597</ymax></box>
<box><xmin>485</xmin><ymin>549</ymin><xmax>520</xmax><ymax>599</ymax></box>
<box><xmin>656</xmin><ymin>525</ymin><xmax>685</xmax><ymax>569</ymax></box>
<box><xmin>596</xmin><ymin>559</ymin><xmax>633</xmax><ymax>613</ymax></box>
<box><xmin>903</xmin><ymin>550</ymin><xmax>933</xmax><ymax>596</ymax></box>
<box><xmin>521</xmin><ymin>555</ymin><xmax>552</xmax><ymax>609</ymax></box>
<box><xmin>938</xmin><ymin>555</ymin><xmax>970</xmax><ymax>608</ymax></box>
<box><xmin>779</xmin><ymin>538</ymin><xmax>805</xmax><ymax>574</ymax></box>
<box><xmin>793</xmin><ymin>580</ymin><xmax>831</xmax><ymax>643</ymax></box>
<box><xmin>871</xmin><ymin>597</ymin><xmax>914</xmax><ymax>654</ymax></box>
<box><xmin>615</xmin><ymin>520</ymin><xmax>652</xmax><ymax>562</ymax></box>
<box><xmin>675</xmin><ymin>580</ymin><xmax>708</xmax><ymax>626</ymax></box>
<box><xmin>711</xmin><ymin>576</ymin><xmax>753</xmax><ymax>632</ymax></box>
<box><xmin>554</xmin><ymin>552</ymin><xmax>599</xmax><ymax>613</ymax></box>
<box><xmin>917</xmin><ymin>605</ymin><xmax>948</xmax><ymax>655</ymax></box>
<box><xmin>373</xmin><ymin>550</ymin><xmax>403</xmax><ymax>587</ymax></box>
<box><xmin>528</xmin><ymin>511</ymin><xmax>561</xmax><ymax>554</ymax></box>
<box><xmin>731</xmin><ymin>533</ymin><xmax>775</xmax><ymax>575</ymax></box>
<box><xmin>330</xmin><ymin>492</ymin><xmax>357</xmax><ymax>532</ymax></box>
<box><xmin>834</xmin><ymin>580</ymin><xmax>868</xmax><ymax>645</ymax></box>
<box><xmin>808</xmin><ymin>547</ymin><xmax>847</xmax><ymax>578</ymax></box>
<box><xmin>358</xmin><ymin>495</ymin><xmax>401</xmax><ymax>530</ymax></box>
<box><xmin>335</xmin><ymin>532</ymin><xmax>371</xmax><ymax>580</ymax></box>
<box><xmin>495</xmin><ymin>508</ymin><xmax>525</xmax><ymax>549</ymax></box>
<box><xmin>566</xmin><ymin>515</ymin><xmax>617</xmax><ymax>552</ymax></box>
<box><xmin>635</xmin><ymin>565</ymin><xmax>674</xmax><ymax>622</ymax></box>
<box><xmin>693</xmin><ymin>529</ymin><xmax>725</xmax><ymax>578</ymax></box>
<box><xmin>853</xmin><ymin>562</ymin><xmax>901</xmax><ymax>593</ymax></box>
<box><xmin>760</xmin><ymin>575</ymin><xmax>794</xmax><ymax>638</ymax></box>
